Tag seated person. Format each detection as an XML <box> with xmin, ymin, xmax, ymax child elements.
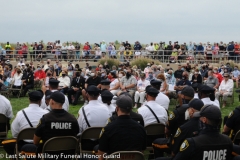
<box><xmin>232</xmin><ymin>66</ymin><xmax>240</xmax><ymax>88</ymax></box>
<box><xmin>101</xmin><ymin>89</ymin><xmax>115</xmax><ymax>115</ymax></box>
<box><xmin>21</xmin><ymin>67</ymin><xmax>34</xmax><ymax>96</ymax></box>
<box><xmin>34</xmin><ymin>64</ymin><xmax>46</xmax><ymax>86</ymax></box>
<box><xmin>0</xmin><ymin>75</ymin><xmax>9</xmax><ymax>91</ymax></box>
<box><xmin>58</xmin><ymin>70</ymin><xmax>70</xmax><ymax>94</ymax></box>
<box><xmin>191</xmin><ymin>69</ymin><xmax>202</xmax><ymax>84</ymax></box>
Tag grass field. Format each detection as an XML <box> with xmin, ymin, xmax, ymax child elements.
<box><xmin>0</xmin><ymin>88</ymin><xmax>239</xmax><ymax>159</ymax></box>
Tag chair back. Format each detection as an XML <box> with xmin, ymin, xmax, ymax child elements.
<box><xmin>106</xmin><ymin>151</ymin><xmax>145</xmax><ymax>160</ymax></box>
<box><xmin>80</xmin><ymin>127</ymin><xmax>103</xmax><ymax>140</ymax></box>
<box><xmin>233</xmin><ymin>130</ymin><xmax>240</xmax><ymax>144</ymax></box>
<box><xmin>42</xmin><ymin>136</ymin><xmax>78</xmax><ymax>153</ymax></box>
<box><xmin>0</xmin><ymin>114</ymin><xmax>9</xmax><ymax>138</ymax></box>
<box><xmin>16</xmin><ymin>128</ymin><xmax>36</xmax><ymax>142</ymax></box>
<box><xmin>144</xmin><ymin>123</ymin><xmax>165</xmax><ymax>136</ymax></box>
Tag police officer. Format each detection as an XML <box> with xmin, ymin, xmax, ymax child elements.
<box><xmin>109</xmin><ymin>92</ymin><xmax>144</xmax><ymax>126</ymax></box>
<box><xmin>44</xmin><ymin>90</ymin><xmax>52</xmax><ymax>112</ymax></box>
<box><xmin>67</xmin><ymin>71</ymin><xmax>85</xmax><ymax>105</ymax></box>
<box><xmin>22</xmin><ymin>66</ymin><xmax>34</xmax><ymax>96</ymax></box>
<box><xmin>150</xmin><ymin>79</ymin><xmax>170</xmax><ymax>110</ymax></box>
<box><xmin>98</xmin><ymin>79</ymin><xmax>117</xmax><ymax>106</ymax></box>
<box><xmin>166</xmin><ymin>86</ymin><xmax>195</xmax><ymax>138</ymax></box>
<box><xmin>101</xmin><ymin>89</ymin><xmax>115</xmax><ymax>115</ymax></box>
<box><xmin>3</xmin><ymin>91</ymin><xmax>47</xmax><ymax>155</ymax></box>
<box><xmin>40</xmin><ymin>79</ymin><xmax>69</xmax><ymax>111</ymax></box>
<box><xmin>223</xmin><ymin>106</ymin><xmax>240</xmax><ymax>142</ymax></box>
<box><xmin>97</xmin><ymin>94</ymin><xmax>146</xmax><ymax>159</ymax></box>
<box><xmin>192</xmin><ymin>82</ymin><xmax>201</xmax><ymax>99</ymax></box>
<box><xmin>198</xmin><ymin>85</ymin><xmax>220</xmax><ymax>108</ymax></box>
<box><xmin>23</xmin><ymin>91</ymin><xmax>79</xmax><ymax>160</ymax></box>
<box><xmin>78</xmin><ymin>85</ymin><xmax>111</xmax><ymax>151</ymax></box>
<box><xmin>138</xmin><ymin>86</ymin><xmax>168</xmax><ymax>126</ymax></box>
<box><xmin>173</xmin><ymin>105</ymin><xmax>233</xmax><ymax>160</ymax></box>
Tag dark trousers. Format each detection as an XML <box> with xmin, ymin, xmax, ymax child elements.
<box><xmin>67</xmin><ymin>88</ymin><xmax>82</xmax><ymax>105</ymax></box>
<box><xmin>23</xmin><ymin>84</ymin><xmax>34</xmax><ymax>96</ymax></box>
<box><xmin>60</xmin><ymin>87</ymin><xmax>69</xmax><ymax>94</ymax></box>
<box><xmin>153</xmin><ymin>138</ymin><xmax>171</xmax><ymax>159</ymax></box>
<box><xmin>3</xmin><ymin>139</ymin><xmax>30</xmax><ymax>155</ymax></box>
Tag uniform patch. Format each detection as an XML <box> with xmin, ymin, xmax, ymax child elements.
<box><xmin>169</xmin><ymin>111</ymin><xmax>175</xmax><ymax>120</ymax></box>
<box><xmin>99</xmin><ymin>128</ymin><xmax>104</xmax><ymax>138</ymax></box>
<box><xmin>228</xmin><ymin>111</ymin><xmax>233</xmax><ymax>118</ymax></box>
<box><xmin>180</xmin><ymin>140</ymin><xmax>189</xmax><ymax>151</ymax></box>
<box><xmin>36</xmin><ymin>120</ymin><xmax>41</xmax><ymax>127</ymax></box>
<box><xmin>174</xmin><ymin>128</ymin><xmax>181</xmax><ymax>137</ymax></box>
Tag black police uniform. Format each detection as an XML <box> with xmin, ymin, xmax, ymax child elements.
<box><xmin>224</xmin><ymin>106</ymin><xmax>240</xmax><ymax>142</ymax></box>
<box><xmin>22</xmin><ymin>71</ymin><xmax>34</xmax><ymax>96</ymax></box>
<box><xmin>173</xmin><ymin>130</ymin><xmax>233</xmax><ymax>160</ymax></box>
<box><xmin>67</xmin><ymin>76</ymin><xmax>85</xmax><ymax>105</ymax></box>
<box><xmin>98</xmin><ymin>115</ymin><xmax>146</xmax><ymax>155</ymax></box>
<box><xmin>173</xmin><ymin>105</ymin><xmax>233</xmax><ymax>160</ymax></box>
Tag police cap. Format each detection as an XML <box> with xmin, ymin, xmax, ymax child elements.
<box><xmin>50</xmin><ymin>91</ymin><xmax>65</xmax><ymax>104</ymax></box>
<box><xmin>192</xmin><ymin>83</ymin><xmax>202</xmax><ymax>92</ymax></box>
<box><xmin>100</xmin><ymin>79</ymin><xmax>111</xmax><ymax>85</ymax></box>
<box><xmin>49</xmin><ymin>78</ymin><xmax>60</xmax><ymax>85</ymax></box>
<box><xmin>86</xmin><ymin>85</ymin><xmax>100</xmax><ymax>96</ymax></box>
<box><xmin>150</xmin><ymin>79</ymin><xmax>162</xmax><ymax>87</ymax></box>
<box><xmin>101</xmin><ymin>89</ymin><xmax>114</xmax><ymax>101</ymax></box>
<box><xmin>181</xmin><ymin>86</ymin><xmax>194</xmax><ymax>98</ymax></box>
<box><xmin>45</xmin><ymin>90</ymin><xmax>52</xmax><ymax>99</ymax></box>
<box><xmin>199</xmin><ymin>85</ymin><xmax>215</xmax><ymax>93</ymax></box>
<box><xmin>189</xmin><ymin>98</ymin><xmax>204</xmax><ymax>111</ymax></box>
<box><xmin>145</xmin><ymin>85</ymin><xmax>159</xmax><ymax>97</ymax></box>
<box><xmin>116</xmin><ymin>94</ymin><xmax>132</xmax><ymax>110</ymax></box>
<box><xmin>28</xmin><ymin>91</ymin><xmax>43</xmax><ymax>101</ymax></box>
<box><xmin>195</xmin><ymin>104</ymin><xmax>221</xmax><ymax>120</ymax></box>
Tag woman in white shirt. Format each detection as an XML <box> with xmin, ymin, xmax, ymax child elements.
<box><xmin>134</xmin><ymin>73</ymin><xmax>150</xmax><ymax>108</ymax></box>
<box><xmin>109</xmin><ymin>72</ymin><xmax>120</xmax><ymax>96</ymax></box>
<box><xmin>12</xmin><ymin>68</ymin><xmax>23</xmax><ymax>87</ymax></box>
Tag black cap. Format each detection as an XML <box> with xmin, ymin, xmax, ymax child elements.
<box><xmin>195</xmin><ymin>105</ymin><xmax>221</xmax><ymax>120</ymax></box>
<box><xmin>100</xmin><ymin>79</ymin><xmax>111</xmax><ymax>85</ymax></box>
<box><xmin>116</xmin><ymin>94</ymin><xmax>133</xmax><ymax>110</ymax></box>
<box><xmin>146</xmin><ymin>86</ymin><xmax>159</xmax><ymax>97</ymax></box>
<box><xmin>192</xmin><ymin>83</ymin><xmax>202</xmax><ymax>92</ymax></box>
<box><xmin>86</xmin><ymin>85</ymin><xmax>100</xmax><ymax>96</ymax></box>
<box><xmin>50</xmin><ymin>91</ymin><xmax>65</xmax><ymax>104</ymax></box>
<box><xmin>49</xmin><ymin>79</ymin><xmax>60</xmax><ymax>85</ymax></box>
<box><xmin>150</xmin><ymin>79</ymin><xmax>162</xmax><ymax>86</ymax></box>
<box><xmin>188</xmin><ymin>98</ymin><xmax>204</xmax><ymax>111</ymax></box>
<box><xmin>199</xmin><ymin>85</ymin><xmax>215</xmax><ymax>94</ymax></box>
<box><xmin>181</xmin><ymin>86</ymin><xmax>194</xmax><ymax>98</ymax></box>
<box><xmin>45</xmin><ymin>90</ymin><xmax>52</xmax><ymax>99</ymax></box>
<box><xmin>28</xmin><ymin>91</ymin><xmax>43</xmax><ymax>101</ymax></box>
<box><xmin>101</xmin><ymin>89</ymin><xmax>114</xmax><ymax>101</ymax></box>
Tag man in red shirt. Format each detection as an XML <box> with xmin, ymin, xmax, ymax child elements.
<box><xmin>213</xmin><ymin>67</ymin><xmax>223</xmax><ymax>84</ymax></box>
<box><xmin>234</xmin><ymin>42</ymin><xmax>240</xmax><ymax>60</ymax></box>
<box><xmin>34</xmin><ymin>64</ymin><xmax>46</xmax><ymax>86</ymax></box>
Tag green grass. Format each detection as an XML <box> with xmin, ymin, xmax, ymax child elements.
<box><xmin>0</xmin><ymin>88</ymin><xmax>239</xmax><ymax>159</ymax></box>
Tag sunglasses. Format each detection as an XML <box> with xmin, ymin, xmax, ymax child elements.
<box><xmin>224</xmin><ymin>76</ymin><xmax>228</xmax><ymax>78</ymax></box>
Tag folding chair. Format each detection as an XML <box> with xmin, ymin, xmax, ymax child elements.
<box><xmin>78</xmin><ymin>127</ymin><xmax>103</xmax><ymax>155</ymax></box>
<box><xmin>0</xmin><ymin>114</ymin><xmax>9</xmax><ymax>141</ymax></box>
<box><xmin>10</xmin><ymin>83</ymin><xmax>23</xmax><ymax>98</ymax></box>
<box><xmin>41</xmin><ymin>136</ymin><xmax>78</xmax><ymax>160</ymax></box>
<box><xmin>233</xmin><ymin>130</ymin><xmax>240</xmax><ymax>145</ymax></box>
<box><xmin>106</xmin><ymin>151</ymin><xmax>145</xmax><ymax>160</ymax></box>
<box><xmin>0</xmin><ymin>86</ymin><xmax>11</xmax><ymax>99</ymax></box>
<box><xmin>15</xmin><ymin>128</ymin><xmax>36</xmax><ymax>160</ymax></box>
<box><xmin>219</xmin><ymin>92</ymin><xmax>234</xmax><ymax>107</ymax></box>
<box><xmin>144</xmin><ymin>123</ymin><xmax>165</xmax><ymax>157</ymax></box>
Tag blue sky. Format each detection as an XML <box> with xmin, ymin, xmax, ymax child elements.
<box><xmin>1</xmin><ymin>0</ymin><xmax>240</xmax><ymax>44</ymax></box>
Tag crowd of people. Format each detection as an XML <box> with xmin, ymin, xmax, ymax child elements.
<box><xmin>1</xmin><ymin>40</ymin><xmax>240</xmax><ymax>63</ymax></box>
<box><xmin>0</xmin><ymin>57</ymin><xmax>240</xmax><ymax>159</ymax></box>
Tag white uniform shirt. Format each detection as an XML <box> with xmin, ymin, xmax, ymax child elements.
<box><xmin>219</xmin><ymin>79</ymin><xmax>234</xmax><ymax>92</ymax></box>
<box><xmin>11</xmin><ymin>104</ymin><xmax>48</xmax><ymax>138</ymax></box>
<box><xmin>138</xmin><ymin>101</ymin><xmax>168</xmax><ymax>126</ymax></box>
<box><xmin>103</xmin><ymin>103</ymin><xmax>116</xmax><ymax>115</ymax></box>
<box><xmin>78</xmin><ymin>100</ymin><xmax>111</xmax><ymax>133</ymax></box>
<box><xmin>40</xmin><ymin>90</ymin><xmax>69</xmax><ymax>111</ymax></box>
<box><xmin>155</xmin><ymin>92</ymin><xmax>170</xmax><ymax>110</ymax></box>
<box><xmin>0</xmin><ymin>95</ymin><xmax>14</xmax><ymax>119</ymax></box>
<box><xmin>201</xmin><ymin>97</ymin><xmax>220</xmax><ymax>108</ymax></box>
<box><xmin>58</xmin><ymin>76</ymin><xmax>70</xmax><ymax>87</ymax></box>
<box><xmin>194</xmin><ymin>93</ymin><xmax>199</xmax><ymax>99</ymax></box>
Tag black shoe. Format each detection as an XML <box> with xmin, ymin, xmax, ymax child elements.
<box><xmin>236</xmin><ymin>89</ymin><xmax>240</xmax><ymax>93</ymax></box>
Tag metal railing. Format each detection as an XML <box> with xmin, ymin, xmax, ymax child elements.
<box><xmin>1</xmin><ymin>49</ymin><xmax>239</xmax><ymax>63</ymax></box>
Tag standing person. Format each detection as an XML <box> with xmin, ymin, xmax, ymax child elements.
<box><xmin>134</xmin><ymin>73</ymin><xmax>150</xmax><ymax>108</ymax></box>
<box><xmin>100</xmin><ymin>40</ymin><xmax>107</xmax><ymax>57</ymax></box>
<box><xmin>29</xmin><ymin>44</ymin><xmax>34</xmax><ymax>62</ymax></box>
<box><xmin>61</xmin><ymin>43</ymin><xmax>68</xmax><ymax>61</ymax></box>
<box><xmin>68</xmin><ymin>42</ymin><xmax>75</xmax><ymax>60</ymax></box>
<box><xmin>173</xmin><ymin>105</ymin><xmax>232</xmax><ymax>160</ymax></box>
<box><xmin>37</xmin><ymin>42</ymin><xmax>44</xmax><ymax>60</ymax></box>
<box><xmin>227</xmin><ymin>42</ymin><xmax>235</xmax><ymax>61</ymax></box>
<box><xmin>22</xmin><ymin>43</ymin><xmax>28</xmax><ymax>61</ymax></box>
<box><xmin>55</xmin><ymin>40</ymin><xmax>62</xmax><ymax>60</ymax></box>
<box><xmin>75</xmin><ymin>42</ymin><xmax>81</xmax><ymax>61</ymax></box>
<box><xmin>67</xmin><ymin>71</ymin><xmax>85</xmax><ymax>105</ymax></box>
<box><xmin>97</xmin><ymin>94</ymin><xmax>146</xmax><ymax>160</ymax></box>
<box><xmin>206</xmin><ymin>43</ymin><xmax>212</xmax><ymax>62</ymax></box>
<box><xmin>212</xmin><ymin>43</ymin><xmax>219</xmax><ymax>63</ymax></box>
